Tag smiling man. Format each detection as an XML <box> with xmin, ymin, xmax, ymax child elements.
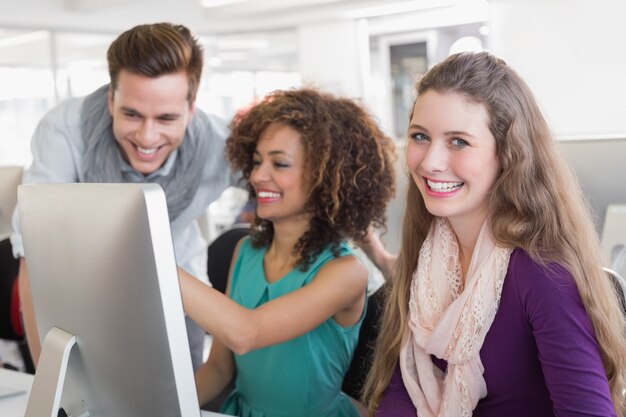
<box><xmin>11</xmin><ymin>23</ymin><xmax>236</xmax><ymax>370</ymax></box>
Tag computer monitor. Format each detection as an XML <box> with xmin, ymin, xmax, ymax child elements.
<box><xmin>18</xmin><ymin>183</ymin><xmax>200</xmax><ymax>417</ymax></box>
<box><xmin>0</xmin><ymin>166</ymin><xmax>23</xmax><ymax>239</ymax></box>
<box><xmin>556</xmin><ymin>136</ymin><xmax>626</xmax><ymax>232</ymax></box>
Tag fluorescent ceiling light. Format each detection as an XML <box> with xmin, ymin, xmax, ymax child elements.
<box><xmin>200</xmin><ymin>0</ymin><xmax>245</xmax><ymax>8</ymax></box>
<box><xmin>217</xmin><ymin>51</ymin><xmax>249</xmax><ymax>61</ymax></box>
<box><xmin>0</xmin><ymin>31</ymin><xmax>48</xmax><ymax>48</ymax></box>
<box><xmin>216</xmin><ymin>38</ymin><xmax>270</xmax><ymax>50</ymax></box>
<box><xmin>344</xmin><ymin>0</ymin><xmax>461</xmax><ymax>19</ymax></box>
<box><xmin>64</xmin><ymin>0</ymin><xmax>130</xmax><ymax>11</ymax></box>
<box><xmin>67</xmin><ymin>59</ymin><xmax>108</xmax><ymax>70</ymax></box>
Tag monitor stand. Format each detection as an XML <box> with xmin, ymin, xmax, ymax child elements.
<box><xmin>23</xmin><ymin>327</ymin><xmax>84</xmax><ymax>417</ymax></box>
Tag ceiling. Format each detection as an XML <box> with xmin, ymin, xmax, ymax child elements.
<box><xmin>0</xmin><ymin>0</ymin><xmax>487</xmax><ymax>71</ymax></box>
<box><xmin>0</xmin><ymin>0</ymin><xmax>472</xmax><ymax>34</ymax></box>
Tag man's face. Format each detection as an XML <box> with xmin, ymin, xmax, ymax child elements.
<box><xmin>108</xmin><ymin>70</ymin><xmax>195</xmax><ymax>175</ymax></box>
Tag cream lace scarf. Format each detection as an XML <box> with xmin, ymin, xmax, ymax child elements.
<box><xmin>399</xmin><ymin>217</ymin><xmax>512</xmax><ymax>417</ymax></box>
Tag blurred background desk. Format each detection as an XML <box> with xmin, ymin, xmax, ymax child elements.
<box><xmin>0</xmin><ymin>367</ymin><xmax>30</xmax><ymax>416</ymax></box>
<box><xmin>0</xmin><ymin>368</ymin><xmax>228</xmax><ymax>417</ymax></box>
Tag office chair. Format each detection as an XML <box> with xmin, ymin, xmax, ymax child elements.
<box><xmin>201</xmin><ymin>225</ymin><xmax>250</xmax><ymax>411</ymax></box>
<box><xmin>0</xmin><ymin>238</ymin><xmax>35</xmax><ymax>374</ymax></box>
<box><xmin>342</xmin><ymin>283</ymin><xmax>386</xmax><ymax>401</ymax></box>
<box><xmin>207</xmin><ymin>225</ymin><xmax>251</xmax><ymax>294</ymax></box>
<box><xmin>601</xmin><ymin>205</ymin><xmax>626</xmax><ymax>279</ymax></box>
<box><xmin>603</xmin><ymin>267</ymin><xmax>626</xmax><ymax>318</ymax></box>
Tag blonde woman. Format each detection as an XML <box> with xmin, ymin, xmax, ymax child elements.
<box><xmin>363</xmin><ymin>52</ymin><xmax>626</xmax><ymax>417</ymax></box>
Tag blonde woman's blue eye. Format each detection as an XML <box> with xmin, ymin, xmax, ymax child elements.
<box><xmin>451</xmin><ymin>138</ymin><xmax>469</xmax><ymax>147</ymax></box>
<box><xmin>410</xmin><ymin>132</ymin><xmax>429</xmax><ymax>142</ymax></box>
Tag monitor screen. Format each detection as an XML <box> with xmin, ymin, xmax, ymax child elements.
<box><xmin>556</xmin><ymin>136</ymin><xmax>626</xmax><ymax>233</ymax></box>
<box><xmin>18</xmin><ymin>183</ymin><xmax>200</xmax><ymax>417</ymax></box>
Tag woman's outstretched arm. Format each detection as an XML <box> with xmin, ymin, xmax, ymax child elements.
<box><xmin>178</xmin><ymin>243</ymin><xmax>368</xmax><ymax>355</ymax></box>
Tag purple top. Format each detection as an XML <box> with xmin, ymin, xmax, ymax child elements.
<box><xmin>377</xmin><ymin>249</ymin><xmax>616</xmax><ymax>417</ymax></box>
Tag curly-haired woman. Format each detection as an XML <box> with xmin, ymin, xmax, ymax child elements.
<box><xmin>178</xmin><ymin>88</ymin><xmax>396</xmax><ymax>417</ymax></box>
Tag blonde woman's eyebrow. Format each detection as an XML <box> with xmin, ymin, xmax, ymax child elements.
<box><xmin>408</xmin><ymin>123</ymin><xmax>429</xmax><ymax>132</ymax></box>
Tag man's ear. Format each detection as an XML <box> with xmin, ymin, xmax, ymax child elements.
<box><xmin>107</xmin><ymin>86</ymin><xmax>114</xmax><ymax>116</ymax></box>
<box><xmin>188</xmin><ymin>100</ymin><xmax>196</xmax><ymax>120</ymax></box>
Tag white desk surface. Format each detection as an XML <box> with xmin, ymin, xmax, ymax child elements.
<box><xmin>0</xmin><ymin>368</ymin><xmax>228</xmax><ymax>417</ymax></box>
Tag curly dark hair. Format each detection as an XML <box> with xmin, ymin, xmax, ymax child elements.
<box><xmin>226</xmin><ymin>88</ymin><xmax>396</xmax><ymax>271</ymax></box>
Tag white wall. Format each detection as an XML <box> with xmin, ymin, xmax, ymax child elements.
<box><xmin>297</xmin><ymin>19</ymin><xmax>370</xmax><ymax>99</ymax></box>
<box><xmin>488</xmin><ymin>0</ymin><xmax>626</xmax><ymax>137</ymax></box>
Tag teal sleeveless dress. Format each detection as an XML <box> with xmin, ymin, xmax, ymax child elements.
<box><xmin>220</xmin><ymin>238</ymin><xmax>365</xmax><ymax>417</ymax></box>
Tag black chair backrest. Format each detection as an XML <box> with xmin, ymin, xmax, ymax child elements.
<box><xmin>342</xmin><ymin>284</ymin><xmax>386</xmax><ymax>401</ymax></box>
<box><xmin>207</xmin><ymin>226</ymin><xmax>250</xmax><ymax>294</ymax></box>
<box><xmin>0</xmin><ymin>237</ymin><xmax>35</xmax><ymax>374</ymax></box>
<box><xmin>0</xmin><ymin>238</ymin><xmax>19</xmax><ymax>339</ymax></box>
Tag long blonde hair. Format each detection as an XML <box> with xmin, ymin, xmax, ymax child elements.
<box><xmin>363</xmin><ymin>52</ymin><xmax>626</xmax><ymax>416</ymax></box>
